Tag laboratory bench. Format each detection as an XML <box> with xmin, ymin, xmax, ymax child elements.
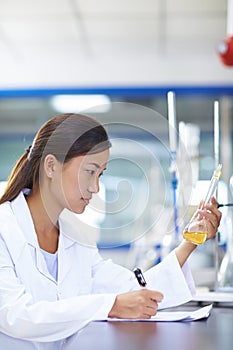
<box><xmin>0</xmin><ymin>302</ymin><xmax>232</xmax><ymax>350</ymax></box>
<box><xmin>68</xmin><ymin>303</ymin><xmax>233</xmax><ymax>350</ymax></box>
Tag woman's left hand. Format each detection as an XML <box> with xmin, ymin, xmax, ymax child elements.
<box><xmin>197</xmin><ymin>196</ymin><xmax>222</xmax><ymax>240</ymax></box>
<box><xmin>176</xmin><ymin>196</ymin><xmax>222</xmax><ymax>267</ymax></box>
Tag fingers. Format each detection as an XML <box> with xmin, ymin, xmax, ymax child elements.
<box><xmin>140</xmin><ymin>298</ymin><xmax>159</xmax><ymax>318</ymax></box>
<box><xmin>200</xmin><ymin>196</ymin><xmax>222</xmax><ymax>226</ymax></box>
<box><xmin>197</xmin><ymin>196</ymin><xmax>222</xmax><ymax>239</ymax></box>
<box><xmin>136</xmin><ymin>289</ymin><xmax>163</xmax><ymax>304</ymax></box>
<box><xmin>143</xmin><ymin>304</ymin><xmax>158</xmax><ymax>318</ymax></box>
<box><xmin>210</xmin><ymin>196</ymin><xmax>217</xmax><ymax>206</ymax></box>
<box><xmin>198</xmin><ymin>199</ymin><xmax>205</xmax><ymax>209</ymax></box>
<box><xmin>108</xmin><ymin>289</ymin><xmax>164</xmax><ymax>319</ymax></box>
<box><xmin>149</xmin><ymin>290</ymin><xmax>164</xmax><ymax>302</ymax></box>
<box><xmin>140</xmin><ymin>302</ymin><xmax>158</xmax><ymax>318</ymax></box>
<box><xmin>137</xmin><ymin>290</ymin><xmax>163</xmax><ymax>318</ymax></box>
<box><xmin>208</xmin><ymin>196</ymin><xmax>222</xmax><ymax>224</ymax></box>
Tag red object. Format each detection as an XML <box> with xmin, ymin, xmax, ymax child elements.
<box><xmin>218</xmin><ymin>36</ymin><xmax>233</xmax><ymax>66</ymax></box>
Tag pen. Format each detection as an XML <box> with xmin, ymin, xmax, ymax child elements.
<box><xmin>133</xmin><ymin>267</ymin><xmax>147</xmax><ymax>288</ymax></box>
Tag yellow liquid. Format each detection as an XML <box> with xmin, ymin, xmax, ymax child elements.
<box><xmin>183</xmin><ymin>231</ymin><xmax>207</xmax><ymax>245</ymax></box>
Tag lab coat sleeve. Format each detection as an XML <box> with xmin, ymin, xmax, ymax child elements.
<box><xmin>91</xmin><ymin>249</ymin><xmax>196</xmax><ymax>309</ymax></box>
<box><xmin>0</xmin><ymin>236</ymin><xmax>116</xmax><ymax>342</ymax></box>
<box><xmin>91</xmin><ymin>252</ymin><xmax>136</xmax><ymax>293</ymax></box>
<box><xmin>144</xmin><ymin>250</ymin><xmax>196</xmax><ymax>309</ymax></box>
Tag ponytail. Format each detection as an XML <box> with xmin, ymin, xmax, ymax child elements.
<box><xmin>0</xmin><ymin>150</ymin><xmax>36</xmax><ymax>204</ymax></box>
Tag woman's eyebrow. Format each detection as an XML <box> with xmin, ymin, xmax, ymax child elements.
<box><xmin>87</xmin><ymin>162</ymin><xmax>101</xmax><ymax>169</ymax></box>
<box><xmin>88</xmin><ymin>162</ymin><xmax>107</xmax><ymax>171</ymax></box>
<box><xmin>88</xmin><ymin>162</ymin><xmax>100</xmax><ymax>169</ymax></box>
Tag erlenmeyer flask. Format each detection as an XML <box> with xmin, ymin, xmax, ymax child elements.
<box><xmin>183</xmin><ymin>164</ymin><xmax>222</xmax><ymax>245</ymax></box>
<box><xmin>183</xmin><ymin>207</ymin><xmax>208</xmax><ymax>245</ymax></box>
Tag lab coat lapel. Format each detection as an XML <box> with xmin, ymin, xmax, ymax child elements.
<box><xmin>0</xmin><ymin>204</ymin><xmax>27</xmax><ymax>262</ymax></box>
<box><xmin>0</xmin><ymin>202</ymin><xmax>54</xmax><ymax>282</ymax></box>
<box><xmin>57</xmin><ymin>233</ymin><xmax>73</xmax><ymax>284</ymax></box>
<box><xmin>58</xmin><ymin>209</ymin><xmax>97</xmax><ymax>285</ymax></box>
<box><xmin>35</xmin><ymin>247</ymin><xmax>56</xmax><ymax>282</ymax></box>
<box><xmin>58</xmin><ymin>209</ymin><xmax>98</xmax><ymax>285</ymax></box>
<box><xmin>10</xmin><ymin>191</ymin><xmax>38</xmax><ymax>248</ymax></box>
<box><xmin>10</xmin><ymin>192</ymin><xmax>56</xmax><ymax>282</ymax></box>
<box><xmin>59</xmin><ymin>209</ymin><xmax>97</xmax><ymax>247</ymax></box>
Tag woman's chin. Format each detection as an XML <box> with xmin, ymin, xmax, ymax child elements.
<box><xmin>66</xmin><ymin>204</ymin><xmax>86</xmax><ymax>215</ymax></box>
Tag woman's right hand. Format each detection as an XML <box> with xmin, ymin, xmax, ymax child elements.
<box><xmin>108</xmin><ymin>289</ymin><xmax>163</xmax><ymax>319</ymax></box>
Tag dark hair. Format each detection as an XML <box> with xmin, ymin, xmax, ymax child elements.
<box><xmin>0</xmin><ymin>113</ymin><xmax>111</xmax><ymax>204</ymax></box>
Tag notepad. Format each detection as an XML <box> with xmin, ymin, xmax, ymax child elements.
<box><xmin>106</xmin><ymin>304</ymin><xmax>212</xmax><ymax>322</ymax></box>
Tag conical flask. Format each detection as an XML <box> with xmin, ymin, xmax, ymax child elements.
<box><xmin>183</xmin><ymin>164</ymin><xmax>222</xmax><ymax>245</ymax></box>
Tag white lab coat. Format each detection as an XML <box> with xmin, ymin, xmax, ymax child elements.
<box><xmin>0</xmin><ymin>191</ymin><xmax>195</xmax><ymax>343</ymax></box>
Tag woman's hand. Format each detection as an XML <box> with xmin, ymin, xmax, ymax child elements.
<box><xmin>197</xmin><ymin>196</ymin><xmax>222</xmax><ymax>240</ymax></box>
<box><xmin>176</xmin><ymin>196</ymin><xmax>222</xmax><ymax>267</ymax></box>
<box><xmin>108</xmin><ymin>289</ymin><xmax>163</xmax><ymax>319</ymax></box>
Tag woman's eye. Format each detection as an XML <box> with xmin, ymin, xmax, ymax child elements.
<box><xmin>86</xmin><ymin>170</ymin><xmax>95</xmax><ymax>175</ymax></box>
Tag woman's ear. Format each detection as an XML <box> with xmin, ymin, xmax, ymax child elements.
<box><xmin>44</xmin><ymin>154</ymin><xmax>58</xmax><ymax>178</ymax></box>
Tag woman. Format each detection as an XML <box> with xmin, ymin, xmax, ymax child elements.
<box><xmin>0</xmin><ymin>113</ymin><xmax>221</xmax><ymax>342</ymax></box>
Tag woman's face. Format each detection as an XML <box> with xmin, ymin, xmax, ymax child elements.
<box><xmin>50</xmin><ymin>149</ymin><xmax>109</xmax><ymax>214</ymax></box>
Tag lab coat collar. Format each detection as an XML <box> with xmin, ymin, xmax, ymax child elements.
<box><xmin>10</xmin><ymin>190</ymin><xmax>39</xmax><ymax>249</ymax></box>
<box><xmin>10</xmin><ymin>191</ymin><xmax>55</xmax><ymax>281</ymax></box>
<box><xmin>9</xmin><ymin>191</ymin><xmax>76</xmax><ymax>283</ymax></box>
<box><xmin>11</xmin><ymin>190</ymin><xmax>96</xmax><ymax>249</ymax></box>
<box><xmin>6</xmin><ymin>191</ymin><xmax>96</xmax><ymax>283</ymax></box>
<box><xmin>11</xmin><ymin>190</ymin><xmax>76</xmax><ymax>250</ymax></box>
<box><xmin>0</xmin><ymin>203</ymin><xmax>28</xmax><ymax>262</ymax></box>
<box><xmin>0</xmin><ymin>200</ymin><xmax>55</xmax><ymax>282</ymax></box>
<box><xmin>59</xmin><ymin>208</ymin><xmax>98</xmax><ymax>249</ymax></box>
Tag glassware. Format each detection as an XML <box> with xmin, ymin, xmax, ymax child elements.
<box><xmin>183</xmin><ymin>164</ymin><xmax>222</xmax><ymax>245</ymax></box>
<box><xmin>182</xmin><ymin>211</ymin><xmax>208</xmax><ymax>245</ymax></box>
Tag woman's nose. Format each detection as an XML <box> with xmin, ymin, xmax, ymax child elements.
<box><xmin>88</xmin><ymin>177</ymin><xmax>99</xmax><ymax>193</ymax></box>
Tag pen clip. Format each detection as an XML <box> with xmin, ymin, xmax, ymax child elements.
<box><xmin>133</xmin><ymin>268</ymin><xmax>147</xmax><ymax>288</ymax></box>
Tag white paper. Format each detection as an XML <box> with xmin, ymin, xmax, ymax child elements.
<box><xmin>106</xmin><ymin>304</ymin><xmax>212</xmax><ymax>322</ymax></box>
